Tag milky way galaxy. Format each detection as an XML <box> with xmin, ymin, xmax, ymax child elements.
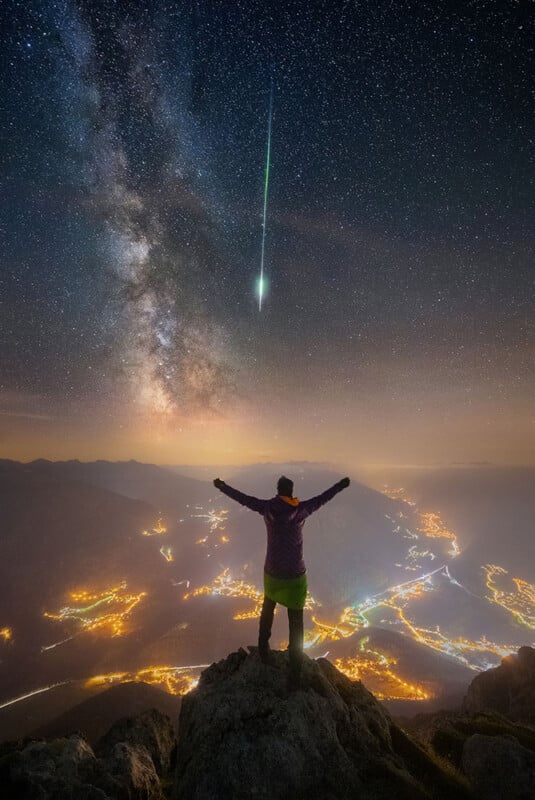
<box><xmin>1</xmin><ymin>0</ymin><xmax>533</xmax><ymax>466</ymax></box>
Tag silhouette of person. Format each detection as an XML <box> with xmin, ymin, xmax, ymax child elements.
<box><xmin>213</xmin><ymin>474</ymin><xmax>350</xmax><ymax>688</ymax></box>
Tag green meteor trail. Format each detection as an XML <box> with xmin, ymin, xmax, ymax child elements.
<box><xmin>258</xmin><ymin>80</ymin><xmax>273</xmax><ymax>311</ymax></box>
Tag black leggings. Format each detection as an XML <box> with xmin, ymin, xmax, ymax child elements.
<box><xmin>258</xmin><ymin>596</ymin><xmax>303</xmax><ymax>674</ymax></box>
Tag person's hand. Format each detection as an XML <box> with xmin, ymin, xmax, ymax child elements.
<box><xmin>339</xmin><ymin>477</ymin><xmax>350</xmax><ymax>489</ymax></box>
<box><xmin>213</xmin><ymin>478</ymin><xmax>225</xmax><ymax>489</ymax></box>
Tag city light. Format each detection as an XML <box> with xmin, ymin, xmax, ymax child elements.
<box><xmin>484</xmin><ymin>564</ymin><xmax>535</xmax><ymax>629</ymax></box>
<box><xmin>44</xmin><ymin>582</ymin><xmax>147</xmax><ymax>637</ymax></box>
<box><xmin>85</xmin><ymin>663</ymin><xmax>209</xmax><ymax>695</ymax></box>
<box><xmin>160</xmin><ymin>546</ymin><xmax>174</xmax><ymax>562</ymax></box>
<box><xmin>141</xmin><ymin>518</ymin><xmax>167</xmax><ymax>536</ymax></box>
<box><xmin>191</xmin><ymin>508</ymin><xmax>229</xmax><ymax>533</ymax></box>
<box><xmin>0</xmin><ymin>627</ymin><xmax>13</xmax><ymax>643</ymax></box>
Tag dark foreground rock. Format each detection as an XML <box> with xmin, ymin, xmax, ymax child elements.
<box><xmin>462</xmin><ymin>733</ymin><xmax>535</xmax><ymax>800</ymax></box>
<box><xmin>411</xmin><ymin>646</ymin><xmax>535</xmax><ymax>798</ymax></box>
<box><xmin>96</xmin><ymin>708</ymin><xmax>176</xmax><ymax>776</ymax></box>
<box><xmin>173</xmin><ymin>647</ymin><xmax>472</xmax><ymax>800</ymax></box>
<box><xmin>0</xmin><ymin>708</ymin><xmax>176</xmax><ymax>799</ymax></box>
<box><xmin>463</xmin><ymin>645</ymin><xmax>535</xmax><ymax>724</ymax></box>
<box><xmin>401</xmin><ymin>709</ymin><xmax>535</xmax><ymax>770</ymax></box>
<box><xmin>30</xmin><ymin>681</ymin><xmax>181</xmax><ymax>746</ymax></box>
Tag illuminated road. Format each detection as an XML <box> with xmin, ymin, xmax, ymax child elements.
<box><xmin>0</xmin><ymin>681</ymin><xmax>72</xmax><ymax>710</ymax></box>
<box><xmin>0</xmin><ymin>662</ymin><xmax>211</xmax><ymax>710</ymax></box>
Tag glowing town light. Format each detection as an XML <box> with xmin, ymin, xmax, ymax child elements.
<box><xmin>44</xmin><ymin>582</ymin><xmax>147</xmax><ymax>638</ymax></box>
<box><xmin>84</xmin><ymin>663</ymin><xmax>210</xmax><ymax>695</ymax></box>
<box><xmin>160</xmin><ymin>546</ymin><xmax>174</xmax><ymax>562</ymax></box>
<box><xmin>483</xmin><ymin>564</ymin><xmax>535</xmax><ymax>629</ymax></box>
<box><xmin>418</xmin><ymin>511</ymin><xmax>461</xmax><ymax>557</ymax></box>
<box><xmin>0</xmin><ymin>627</ymin><xmax>13</xmax><ymax>643</ymax></box>
<box><xmin>184</xmin><ymin>567</ymin><xmax>316</xmax><ymax>620</ymax></box>
<box><xmin>141</xmin><ymin>517</ymin><xmax>167</xmax><ymax>536</ymax></box>
<box><xmin>333</xmin><ymin>653</ymin><xmax>433</xmax><ymax>701</ymax></box>
<box><xmin>191</xmin><ymin>507</ymin><xmax>229</xmax><ymax>533</ymax></box>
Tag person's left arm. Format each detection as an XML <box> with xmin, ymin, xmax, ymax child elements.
<box><xmin>213</xmin><ymin>479</ymin><xmax>266</xmax><ymax>514</ymax></box>
<box><xmin>298</xmin><ymin>477</ymin><xmax>350</xmax><ymax>518</ymax></box>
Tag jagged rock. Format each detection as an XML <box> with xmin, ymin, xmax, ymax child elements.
<box><xmin>0</xmin><ymin>734</ymin><xmax>107</xmax><ymax>800</ymax></box>
<box><xmin>462</xmin><ymin>733</ymin><xmax>535</xmax><ymax>799</ymax></box>
<box><xmin>438</xmin><ymin>712</ymin><xmax>535</xmax><ymax>768</ymax></box>
<box><xmin>30</xmin><ymin>681</ymin><xmax>181</xmax><ymax>746</ymax></box>
<box><xmin>173</xmin><ymin>647</ymin><xmax>472</xmax><ymax>800</ymax></box>
<box><xmin>96</xmin><ymin>708</ymin><xmax>176</xmax><ymax>776</ymax></box>
<box><xmin>402</xmin><ymin>709</ymin><xmax>535</xmax><ymax>770</ymax></box>
<box><xmin>0</xmin><ymin>724</ymin><xmax>164</xmax><ymax>799</ymax></box>
<box><xmin>103</xmin><ymin>741</ymin><xmax>162</xmax><ymax>798</ymax></box>
<box><xmin>463</xmin><ymin>646</ymin><xmax>535</xmax><ymax>724</ymax></box>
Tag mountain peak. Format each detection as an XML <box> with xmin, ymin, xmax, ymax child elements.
<box><xmin>173</xmin><ymin>648</ymin><xmax>470</xmax><ymax>800</ymax></box>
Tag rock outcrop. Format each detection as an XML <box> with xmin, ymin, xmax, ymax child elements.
<box><xmin>0</xmin><ymin>708</ymin><xmax>176</xmax><ymax>799</ymax></box>
<box><xmin>399</xmin><ymin>647</ymin><xmax>535</xmax><ymax>798</ymax></box>
<box><xmin>6</xmin><ymin>646</ymin><xmax>535</xmax><ymax>798</ymax></box>
<box><xmin>463</xmin><ymin>645</ymin><xmax>535</xmax><ymax>724</ymax></box>
<box><xmin>403</xmin><ymin>709</ymin><xmax>535</xmax><ymax>770</ymax></box>
<box><xmin>96</xmin><ymin>708</ymin><xmax>176</xmax><ymax>776</ymax></box>
<box><xmin>29</xmin><ymin>681</ymin><xmax>181</xmax><ymax>746</ymax></box>
<box><xmin>462</xmin><ymin>733</ymin><xmax>535</xmax><ymax>800</ymax></box>
<box><xmin>173</xmin><ymin>647</ymin><xmax>472</xmax><ymax>800</ymax></box>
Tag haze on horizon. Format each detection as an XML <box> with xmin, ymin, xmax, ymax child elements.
<box><xmin>1</xmin><ymin>1</ymin><xmax>533</xmax><ymax>468</ymax></box>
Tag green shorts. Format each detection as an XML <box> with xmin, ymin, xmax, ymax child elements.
<box><xmin>264</xmin><ymin>572</ymin><xmax>307</xmax><ymax>611</ymax></box>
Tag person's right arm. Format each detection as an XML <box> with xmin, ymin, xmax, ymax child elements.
<box><xmin>213</xmin><ymin>479</ymin><xmax>266</xmax><ymax>514</ymax></box>
<box><xmin>299</xmin><ymin>477</ymin><xmax>350</xmax><ymax>518</ymax></box>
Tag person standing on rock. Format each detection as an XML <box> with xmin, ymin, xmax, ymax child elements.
<box><xmin>213</xmin><ymin>474</ymin><xmax>350</xmax><ymax>688</ymax></box>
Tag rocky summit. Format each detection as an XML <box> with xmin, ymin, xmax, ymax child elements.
<box><xmin>6</xmin><ymin>647</ymin><xmax>535</xmax><ymax>799</ymax></box>
<box><xmin>463</xmin><ymin>645</ymin><xmax>535</xmax><ymax>724</ymax></box>
<box><xmin>173</xmin><ymin>647</ymin><xmax>471</xmax><ymax>800</ymax></box>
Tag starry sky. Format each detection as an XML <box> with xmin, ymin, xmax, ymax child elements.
<box><xmin>1</xmin><ymin>0</ymin><xmax>533</xmax><ymax>467</ymax></box>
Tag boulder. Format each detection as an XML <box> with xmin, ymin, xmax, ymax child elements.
<box><xmin>463</xmin><ymin>646</ymin><xmax>535</xmax><ymax>724</ymax></box>
<box><xmin>0</xmin><ymin>723</ymin><xmax>164</xmax><ymax>799</ymax></box>
<box><xmin>0</xmin><ymin>734</ymin><xmax>107</xmax><ymax>800</ymax></box>
<box><xmin>462</xmin><ymin>733</ymin><xmax>535</xmax><ymax>799</ymax></box>
<box><xmin>173</xmin><ymin>647</ymin><xmax>472</xmax><ymax>800</ymax></box>
<box><xmin>103</xmin><ymin>741</ymin><xmax>162</xmax><ymax>798</ymax></box>
<box><xmin>400</xmin><ymin>708</ymin><xmax>535</xmax><ymax>771</ymax></box>
<box><xmin>96</xmin><ymin>708</ymin><xmax>176</xmax><ymax>776</ymax></box>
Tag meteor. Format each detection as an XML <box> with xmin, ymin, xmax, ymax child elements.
<box><xmin>257</xmin><ymin>80</ymin><xmax>273</xmax><ymax>311</ymax></box>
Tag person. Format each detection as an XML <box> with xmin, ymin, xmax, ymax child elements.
<box><xmin>213</xmin><ymin>474</ymin><xmax>350</xmax><ymax>688</ymax></box>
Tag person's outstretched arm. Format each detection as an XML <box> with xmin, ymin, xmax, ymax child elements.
<box><xmin>213</xmin><ymin>479</ymin><xmax>266</xmax><ymax>514</ymax></box>
<box><xmin>299</xmin><ymin>477</ymin><xmax>350</xmax><ymax>518</ymax></box>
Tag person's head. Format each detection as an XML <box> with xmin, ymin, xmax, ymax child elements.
<box><xmin>277</xmin><ymin>475</ymin><xmax>294</xmax><ymax>497</ymax></box>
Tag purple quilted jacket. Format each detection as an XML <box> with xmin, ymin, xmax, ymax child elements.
<box><xmin>217</xmin><ymin>481</ymin><xmax>347</xmax><ymax>579</ymax></box>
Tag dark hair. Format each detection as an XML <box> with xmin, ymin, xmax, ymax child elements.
<box><xmin>277</xmin><ymin>475</ymin><xmax>294</xmax><ymax>496</ymax></box>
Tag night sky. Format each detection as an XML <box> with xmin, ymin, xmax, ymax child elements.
<box><xmin>1</xmin><ymin>0</ymin><xmax>533</xmax><ymax>467</ymax></box>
